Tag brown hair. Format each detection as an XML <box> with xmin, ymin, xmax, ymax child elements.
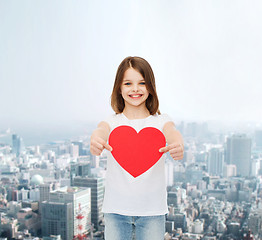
<box><xmin>111</xmin><ymin>56</ymin><xmax>160</xmax><ymax>115</ymax></box>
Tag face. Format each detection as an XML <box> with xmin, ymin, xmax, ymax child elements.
<box><xmin>120</xmin><ymin>68</ymin><xmax>149</xmax><ymax>109</ymax></box>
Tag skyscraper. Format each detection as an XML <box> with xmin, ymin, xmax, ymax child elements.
<box><xmin>255</xmin><ymin>130</ymin><xmax>262</xmax><ymax>149</ymax></box>
<box><xmin>208</xmin><ymin>147</ymin><xmax>224</xmax><ymax>176</ymax></box>
<box><xmin>12</xmin><ymin>134</ymin><xmax>25</xmax><ymax>157</ymax></box>
<box><xmin>72</xmin><ymin>177</ymin><xmax>104</xmax><ymax>230</ymax></box>
<box><xmin>69</xmin><ymin>144</ymin><xmax>79</xmax><ymax>158</ymax></box>
<box><xmin>226</xmin><ymin>134</ymin><xmax>252</xmax><ymax>177</ymax></box>
<box><xmin>72</xmin><ymin>141</ymin><xmax>84</xmax><ymax>156</ymax></box>
<box><xmin>41</xmin><ymin>201</ymin><xmax>73</xmax><ymax>240</ymax></box>
<box><xmin>39</xmin><ymin>184</ymin><xmax>52</xmax><ymax>203</ymax></box>
<box><xmin>165</xmin><ymin>161</ymin><xmax>174</xmax><ymax>187</ymax></box>
<box><xmin>39</xmin><ymin>183</ymin><xmax>58</xmax><ymax>213</ymax></box>
<box><xmin>49</xmin><ymin>186</ymin><xmax>91</xmax><ymax>237</ymax></box>
<box><xmin>70</xmin><ymin>162</ymin><xmax>91</xmax><ymax>185</ymax></box>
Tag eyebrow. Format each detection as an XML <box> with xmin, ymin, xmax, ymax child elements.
<box><xmin>122</xmin><ymin>79</ymin><xmax>145</xmax><ymax>82</ymax></box>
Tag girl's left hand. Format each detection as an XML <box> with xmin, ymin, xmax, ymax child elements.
<box><xmin>159</xmin><ymin>143</ymin><xmax>184</xmax><ymax>161</ymax></box>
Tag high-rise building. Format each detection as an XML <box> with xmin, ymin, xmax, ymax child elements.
<box><xmin>248</xmin><ymin>210</ymin><xmax>262</xmax><ymax>235</ymax></box>
<box><xmin>167</xmin><ymin>191</ymin><xmax>181</xmax><ymax>207</ymax></box>
<box><xmin>12</xmin><ymin>134</ymin><xmax>25</xmax><ymax>157</ymax></box>
<box><xmin>70</xmin><ymin>162</ymin><xmax>91</xmax><ymax>184</ymax></box>
<box><xmin>226</xmin><ymin>134</ymin><xmax>252</xmax><ymax>176</ymax></box>
<box><xmin>251</xmin><ymin>159</ymin><xmax>260</xmax><ymax>177</ymax></box>
<box><xmin>39</xmin><ymin>183</ymin><xmax>58</xmax><ymax>213</ymax></box>
<box><xmin>72</xmin><ymin>177</ymin><xmax>104</xmax><ymax>230</ymax></box>
<box><xmin>69</xmin><ymin>144</ymin><xmax>79</xmax><ymax>158</ymax></box>
<box><xmin>49</xmin><ymin>186</ymin><xmax>91</xmax><ymax>237</ymax></box>
<box><xmin>255</xmin><ymin>130</ymin><xmax>262</xmax><ymax>148</ymax></box>
<box><xmin>72</xmin><ymin>141</ymin><xmax>84</xmax><ymax>156</ymax></box>
<box><xmin>167</xmin><ymin>213</ymin><xmax>187</xmax><ymax>232</ymax></box>
<box><xmin>165</xmin><ymin>161</ymin><xmax>174</xmax><ymax>187</ymax></box>
<box><xmin>41</xmin><ymin>201</ymin><xmax>73</xmax><ymax>240</ymax></box>
<box><xmin>207</xmin><ymin>147</ymin><xmax>224</xmax><ymax>176</ymax></box>
<box><xmin>39</xmin><ymin>184</ymin><xmax>52</xmax><ymax>203</ymax></box>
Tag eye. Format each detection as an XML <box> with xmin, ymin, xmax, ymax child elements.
<box><xmin>140</xmin><ymin>82</ymin><xmax>146</xmax><ymax>85</ymax></box>
<box><xmin>124</xmin><ymin>82</ymin><xmax>131</xmax><ymax>85</ymax></box>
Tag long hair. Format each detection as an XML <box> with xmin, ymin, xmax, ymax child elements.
<box><xmin>111</xmin><ymin>56</ymin><xmax>160</xmax><ymax>115</ymax></box>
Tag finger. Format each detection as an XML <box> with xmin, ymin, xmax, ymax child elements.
<box><xmin>92</xmin><ymin>151</ymin><xmax>101</xmax><ymax>156</ymax></box>
<box><xmin>100</xmin><ymin>140</ymin><xmax>113</xmax><ymax>152</ymax></box>
<box><xmin>96</xmin><ymin>137</ymin><xmax>107</xmax><ymax>146</ymax></box>
<box><xmin>90</xmin><ymin>147</ymin><xmax>102</xmax><ymax>156</ymax></box>
<box><xmin>104</xmin><ymin>143</ymin><xmax>113</xmax><ymax>152</ymax></box>
<box><xmin>170</xmin><ymin>153</ymin><xmax>184</xmax><ymax>158</ymax></box>
<box><xmin>94</xmin><ymin>137</ymin><xmax>109</xmax><ymax>150</ymax></box>
<box><xmin>159</xmin><ymin>143</ymin><xmax>178</xmax><ymax>153</ymax></box>
<box><xmin>159</xmin><ymin>145</ymin><xmax>172</xmax><ymax>153</ymax></box>
<box><xmin>91</xmin><ymin>141</ymin><xmax>104</xmax><ymax>151</ymax></box>
<box><xmin>171</xmin><ymin>154</ymin><xmax>184</xmax><ymax>159</ymax></box>
<box><xmin>169</xmin><ymin>148</ymin><xmax>183</xmax><ymax>154</ymax></box>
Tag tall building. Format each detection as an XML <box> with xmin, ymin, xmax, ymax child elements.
<box><xmin>255</xmin><ymin>130</ymin><xmax>262</xmax><ymax>148</ymax></box>
<box><xmin>39</xmin><ymin>184</ymin><xmax>52</xmax><ymax>203</ymax></box>
<box><xmin>41</xmin><ymin>201</ymin><xmax>73</xmax><ymax>240</ymax></box>
<box><xmin>251</xmin><ymin>159</ymin><xmax>260</xmax><ymax>177</ymax></box>
<box><xmin>165</xmin><ymin>161</ymin><xmax>174</xmax><ymax>187</ymax></box>
<box><xmin>49</xmin><ymin>186</ymin><xmax>91</xmax><ymax>237</ymax></box>
<box><xmin>12</xmin><ymin>134</ymin><xmax>25</xmax><ymax>157</ymax></box>
<box><xmin>207</xmin><ymin>147</ymin><xmax>224</xmax><ymax>176</ymax></box>
<box><xmin>72</xmin><ymin>177</ymin><xmax>104</xmax><ymax>230</ymax></box>
<box><xmin>69</xmin><ymin>144</ymin><xmax>79</xmax><ymax>158</ymax></box>
<box><xmin>248</xmin><ymin>210</ymin><xmax>262</xmax><ymax>236</ymax></box>
<box><xmin>70</xmin><ymin>162</ymin><xmax>91</xmax><ymax>184</ymax></box>
<box><xmin>167</xmin><ymin>191</ymin><xmax>181</xmax><ymax>207</ymax></box>
<box><xmin>39</xmin><ymin>183</ymin><xmax>58</xmax><ymax>213</ymax></box>
<box><xmin>72</xmin><ymin>141</ymin><xmax>84</xmax><ymax>156</ymax></box>
<box><xmin>226</xmin><ymin>134</ymin><xmax>252</xmax><ymax>176</ymax></box>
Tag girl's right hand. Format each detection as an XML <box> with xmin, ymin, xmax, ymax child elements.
<box><xmin>90</xmin><ymin>135</ymin><xmax>113</xmax><ymax>156</ymax></box>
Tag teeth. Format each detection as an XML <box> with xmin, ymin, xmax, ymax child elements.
<box><xmin>130</xmin><ymin>94</ymin><xmax>142</xmax><ymax>97</ymax></box>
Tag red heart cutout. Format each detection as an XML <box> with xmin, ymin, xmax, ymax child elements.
<box><xmin>108</xmin><ymin>126</ymin><xmax>166</xmax><ymax>178</ymax></box>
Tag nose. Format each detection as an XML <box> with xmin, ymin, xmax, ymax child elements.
<box><xmin>132</xmin><ymin>84</ymin><xmax>139</xmax><ymax>92</ymax></box>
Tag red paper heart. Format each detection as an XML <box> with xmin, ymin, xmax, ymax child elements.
<box><xmin>108</xmin><ymin>126</ymin><xmax>166</xmax><ymax>178</ymax></box>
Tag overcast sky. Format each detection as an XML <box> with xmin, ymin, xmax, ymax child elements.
<box><xmin>1</xmin><ymin>0</ymin><xmax>262</xmax><ymax>131</ymax></box>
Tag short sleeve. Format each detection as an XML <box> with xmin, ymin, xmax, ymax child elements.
<box><xmin>101</xmin><ymin>114</ymin><xmax>117</xmax><ymax>132</ymax></box>
<box><xmin>160</xmin><ymin>114</ymin><xmax>175</xmax><ymax>130</ymax></box>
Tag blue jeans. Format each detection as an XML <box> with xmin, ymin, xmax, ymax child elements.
<box><xmin>104</xmin><ymin>213</ymin><xmax>165</xmax><ymax>240</ymax></box>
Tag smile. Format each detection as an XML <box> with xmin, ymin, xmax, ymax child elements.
<box><xmin>129</xmin><ymin>94</ymin><xmax>143</xmax><ymax>99</ymax></box>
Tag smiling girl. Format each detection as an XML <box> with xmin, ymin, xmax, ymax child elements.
<box><xmin>90</xmin><ymin>56</ymin><xmax>184</xmax><ymax>240</ymax></box>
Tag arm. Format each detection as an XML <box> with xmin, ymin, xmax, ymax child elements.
<box><xmin>159</xmin><ymin>121</ymin><xmax>184</xmax><ymax>161</ymax></box>
<box><xmin>90</xmin><ymin>121</ymin><xmax>112</xmax><ymax>156</ymax></box>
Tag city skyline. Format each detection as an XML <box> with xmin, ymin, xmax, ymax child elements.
<box><xmin>1</xmin><ymin>110</ymin><xmax>262</xmax><ymax>239</ymax></box>
<box><xmin>0</xmin><ymin>0</ymin><xmax>262</xmax><ymax>131</ymax></box>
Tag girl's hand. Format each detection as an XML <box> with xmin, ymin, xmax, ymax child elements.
<box><xmin>90</xmin><ymin>135</ymin><xmax>112</xmax><ymax>156</ymax></box>
<box><xmin>159</xmin><ymin>143</ymin><xmax>184</xmax><ymax>161</ymax></box>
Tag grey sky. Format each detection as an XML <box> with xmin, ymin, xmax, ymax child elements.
<box><xmin>1</xmin><ymin>0</ymin><xmax>262</xmax><ymax>130</ymax></box>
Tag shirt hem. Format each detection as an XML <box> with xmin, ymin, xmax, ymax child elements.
<box><xmin>102</xmin><ymin>209</ymin><xmax>168</xmax><ymax>216</ymax></box>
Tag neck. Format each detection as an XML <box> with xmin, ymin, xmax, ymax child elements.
<box><xmin>122</xmin><ymin>105</ymin><xmax>150</xmax><ymax>120</ymax></box>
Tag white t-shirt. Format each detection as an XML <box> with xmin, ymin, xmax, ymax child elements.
<box><xmin>102</xmin><ymin>113</ymin><xmax>173</xmax><ymax>216</ymax></box>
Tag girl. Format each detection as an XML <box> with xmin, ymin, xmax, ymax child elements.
<box><xmin>90</xmin><ymin>56</ymin><xmax>184</xmax><ymax>240</ymax></box>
